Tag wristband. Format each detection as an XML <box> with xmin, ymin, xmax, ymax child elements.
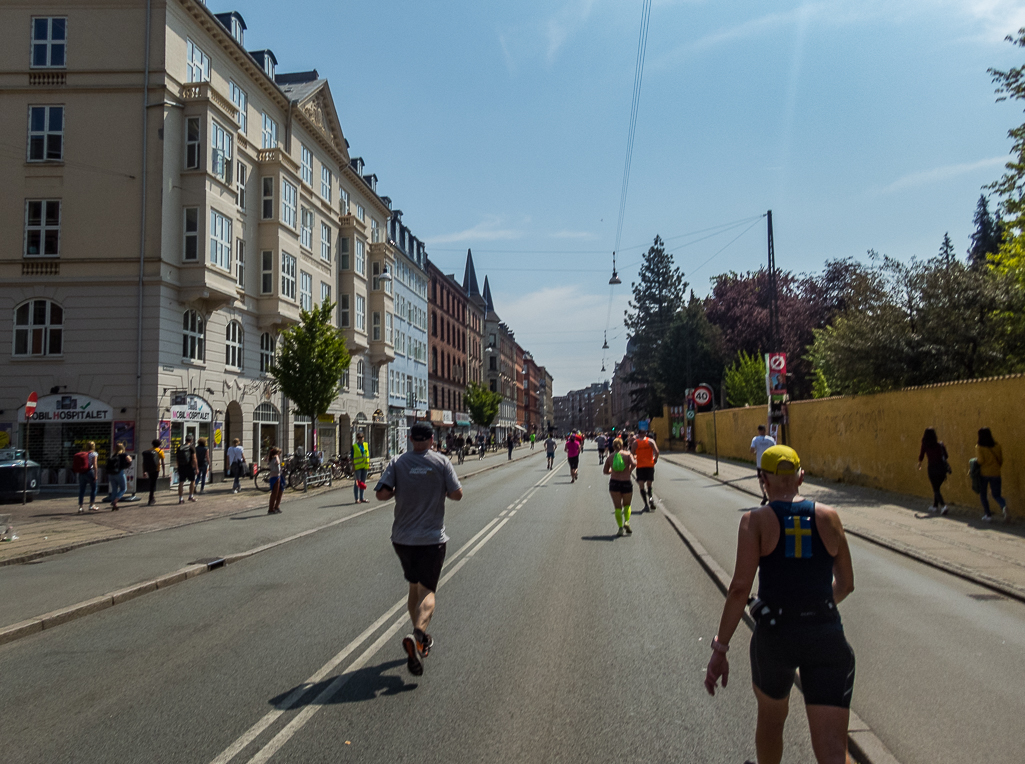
<box><xmin>711</xmin><ymin>637</ymin><xmax>729</xmax><ymax>654</ymax></box>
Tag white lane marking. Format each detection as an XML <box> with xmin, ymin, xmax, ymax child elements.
<box><xmin>508</xmin><ymin>510</ymin><xmax>517</xmax><ymax>517</ymax></box>
<box><xmin>507</xmin><ymin>503</ymin><xmax>516</xmax><ymax>510</ymax></box>
<box><xmin>466</xmin><ymin>517</ymin><xmax>510</xmax><ymax>558</ymax></box>
<box><xmin>499</xmin><ymin>510</ymin><xmax>507</xmax><ymax>516</ymax></box>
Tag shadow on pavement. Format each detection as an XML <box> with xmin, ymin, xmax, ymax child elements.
<box><xmin>580</xmin><ymin>534</ymin><xmax>619</xmax><ymax>542</ymax></box>
<box><xmin>270</xmin><ymin>659</ymin><xmax>415</xmax><ymax>708</ymax></box>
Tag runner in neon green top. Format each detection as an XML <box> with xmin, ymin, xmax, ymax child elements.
<box><xmin>530</xmin><ymin>432</ymin><xmax>536</xmax><ymax>450</ymax></box>
<box><xmin>603</xmin><ymin>438</ymin><xmax>637</xmax><ymax>537</ymax></box>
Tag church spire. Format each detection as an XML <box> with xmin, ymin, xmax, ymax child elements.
<box><xmin>462</xmin><ymin>248</ymin><xmax>481</xmax><ymax>297</ymax></box>
<box><xmin>482</xmin><ymin>275</ymin><xmax>495</xmax><ymax>314</ymax></box>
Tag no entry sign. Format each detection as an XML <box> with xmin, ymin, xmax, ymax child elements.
<box><xmin>694</xmin><ymin>384</ymin><xmax>714</xmax><ymax>407</ymax></box>
<box><xmin>24</xmin><ymin>391</ymin><xmax>38</xmax><ymax>418</ymax></box>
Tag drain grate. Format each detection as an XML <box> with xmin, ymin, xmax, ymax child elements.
<box><xmin>968</xmin><ymin>593</ymin><xmax>1005</xmax><ymax>601</ymax></box>
<box><xmin>188</xmin><ymin>557</ymin><xmax>226</xmax><ymax>570</ymax></box>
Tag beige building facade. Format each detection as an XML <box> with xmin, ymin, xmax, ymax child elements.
<box><xmin>0</xmin><ymin>0</ymin><xmax>395</xmax><ymax>484</ymax></box>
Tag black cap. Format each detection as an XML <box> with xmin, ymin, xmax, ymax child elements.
<box><xmin>410</xmin><ymin>422</ymin><xmax>434</xmax><ymax>441</ymax></box>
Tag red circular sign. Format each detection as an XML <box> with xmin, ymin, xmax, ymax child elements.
<box><xmin>24</xmin><ymin>391</ymin><xmax>38</xmax><ymax>418</ymax></box>
<box><xmin>693</xmin><ymin>385</ymin><xmax>713</xmax><ymax>407</ymax></box>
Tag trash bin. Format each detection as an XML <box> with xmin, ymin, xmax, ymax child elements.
<box><xmin>0</xmin><ymin>449</ymin><xmax>42</xmax><ymax>501</ymax></box>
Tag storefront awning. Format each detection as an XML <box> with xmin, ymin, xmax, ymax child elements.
<box><xmin>455</xmin><ymin>420</ymin><xmax>471</xmax><ymax>427</ymax></box>
<box><xmin>513</xmin><ymin>425</ymin><xmax>526</xmax><ymax>431</ymax></box>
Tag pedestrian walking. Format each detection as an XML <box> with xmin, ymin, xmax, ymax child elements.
<box><xmin>917</xmin><ymin>428</ymin><xmax>950</xmax><ymax>515</ymax></box>
<box><xmin>565</xmin><ymin>433</ymin><xmax>581</xmax><ymax>483</ymax></box>
<box><xmin>352</xmin><ymin>431</ymin><xmax>370</xmax><ymax>504</ymax></box>
<box><xmin>195</xmin><ymin>437</ymin><xmax>209</xmax><ymax>494</ymax></box>
<box><xmin>750</xmin><ymin>424</ymin><xmax>776</xmax><ymax>505</ymax></box>
<box><xmin>226</xmin><ymin>438</ymin><xmax>246</xmax><ymax>493</ymax></box>
<box><xmin>74</xmin><ymin>440</ymin><xmax>99</xmax><ymax>513</ymax></box>
<box><xmin>267</xmin><ymin>445</ymin><xmax>284</xmax><ymax>514</ymax></box>
<box><xmin>976</xmin><ymin>427</ymin><xmax>1009</xmax><ymax>523</ymax></box>
<box><xmin>142</xmin><ymin>439</ymin><xmax>162</xmax><ymax>506</ymax></box>
<box><xmin>705</xmin><ymin>445</ymin><xmax>856</xmax><ymax>764</ymax></box>
<box><xmin>631</xmin><ymin>431</ymin><xmax>659</xmax><ymax>511</ymax></box>
<box><xmin>507</xmin><ymin>432</ymin><xmax>515</xmax><ymax>460</ymax></box>
<box><xmin>603</xmin><ymin>438</ymin><xmax>637</xmax><ymax>537</ymax></box>
<box><xmin>374</xmin><ymin>421</ymin><xmax>463</xmax><ymax>677</ymax></box>
<box><xmin>176</xmin><ymin>435</ymin><xmax>198</xmax><ymax>504</ymax></box>
<box><xmin>107</xmin><ymin>442</ymin><xmax>132</xmax><ymax>511</ymax></box>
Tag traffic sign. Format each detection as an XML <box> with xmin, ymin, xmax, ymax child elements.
<box><xmin>24</xmin><ymin>391</ymin><xmax>37</xmax><ymax>418</ymax></box>
<box><xmin>686</xmin><ymin>410</ymin><xmax>695</xmax><ymax>420</ymax></box>
<box><xmin>693</xmin><ymin>384</ymin><xmax>714</xmax><ymax>408</ymax></box>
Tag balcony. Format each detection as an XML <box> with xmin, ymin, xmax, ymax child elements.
<box><xmin>256</xmin><ymin>295</ymin><xmax>300</xmax><ymax>330</ymax></box>
<box><xmin>180</xmin><ymin>82</ymin><xmax>238</xmax><ymax>123</ymax></box>
<box><xmin>343</xmin><ymin>326</ymin><xmax>369</xmax><ymax>355</ymax></box>
<box><xmin>256</xmin><ymin>147</ymin><xmax>300</xmax><ymax>175</ymax></box>
<box><xmin>340</xmin><ymin>214</ymin><xmax>367</xmax><ymax>235</ymax></box>
<box><xmin>179</xmin><ymin>263</ymin><xmax>239</xmax><ymax>311</ymax></box>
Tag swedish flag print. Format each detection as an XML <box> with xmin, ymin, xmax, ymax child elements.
<box><xmin>785</xmin><ymin>515</ymin><xmax>812</xmax><ymax>558</ymax></box>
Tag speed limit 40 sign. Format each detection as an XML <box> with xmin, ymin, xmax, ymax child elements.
<box><xmin>693</xmin><ymin>384</ymin><xmax>714</xmax><ymax>407</ymax></box>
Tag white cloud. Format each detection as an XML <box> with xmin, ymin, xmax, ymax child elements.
<box><xmin>877</xmin><ymin>156</ymin><xmax>1007</xmax><ymax>194</ymax></box>
<box><xmin>427</xmin><ymin>217</ymin><xmax>522</xmax><ymax>245</ymax></box>
<box><xmin>498</xmin><ymin>33</ymin><xmax>516</xmax><ymax>75</ymax></box>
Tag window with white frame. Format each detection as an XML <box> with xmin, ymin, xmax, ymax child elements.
<box><xmin>261</xmin><ymin>250</ymin><xmax>273</xmax><ymax>294</ymax></box>
<box><xmin>341</xmin><ymin>365</ymin><xmax>350</xmax><ymax>390</ymax></box>
<box><xmin>209</xmin><ymin>209</ymin><xmax>232</xmax><ymax>270</ymax></box>
<box><xmin>186</xmin><ymin>39</ymin><xmax>210</xmax><ymax>82</ymax></box>
<box><xmin>281</xmin><ymin>252</ymin><xmax>296</xmax><ymax>300</ymax></box>
<box><xmin>260</xmin><ymin>332</ymin><xmax>275</xmax><ymax>373</ymax></box>
<box><xmin>371</xmin><ymin>365</ymin><xmax>380</xmax><ymax>395</ymax></box>
<box><xmin>225</xmin><ymin>320</ymin><xmax>243</xmax><ymax>370</ymax></box>
<box><xmin>320</xmin><ymin>223</ymin><xmax>331</xmax><ymax>262</ymax></box>
<box><xmin>340</xmin><ymin>294</ymin><xmax>350</xmax><ymax>327</ymax></box>
<box><xmin>321</xmin><ymin>166</ymin><xmax>332</xmax><ymax>202</ymax></box>
<box><xmin>321</xmin><ymin>282</ymin><xmax>331</xmax><ymax>306</ymax></box>
<box><xmin>211</xmin><ymin>120</ymin><xmax>232</xmax><ymax>185</ymax></box>
<box><xmin>356</xmin><ymin>204</ymin><xmax>364</xmax><ymax>222</ymax></box>
<box><xmin>300</xmin><ymin>207</ymin><xmax>313</xmax><ymax>249</ymax></box>
<box><xmin>24</xmin><ymin>200</ymin><xmax>60</xmax><ymax>257</ymax></box>
<box><xmin>340</xmin><ymin>188</ymin><xmax>349</xmax><ymax>214</ymax></box>
<box><xmin>355</xmin><ymin>294</ymin><xmax>366</xmax><ymax>331</ymax></box>
<box><xmin>300</xmin><ymin>271</ymin><xmax>312</xmax><ymax>311</ymax></box>
<box><xmin>32</xmin><ymin>18</ymin><xmax>66</xmax><ymax>68</ymax></box>
<box><xmin>230</xmin><ymin>81</ymin><xmax>247</xmax><ymax>133</ymax></box>
<box><xmin>261</xmin><ymin>112</ymin><xmax>277</xmax><ymax>149</ymax></box>
<box><xmin>386</xmin><ymin>312</ymin><xmax>393</xmax><ymax>344</ymax></box>
<box><xmin>371</xmin><ymin>218</ymin><xmax>380</xmax><ymax>243</ymax></box>
<box><xmin>300</xmin><ymin>145</ymin><xmax>312</xmax><ymax>186</ymax></box>
<box><xmin>182</xmin><ymin>309</ymin><xmax>205</xmax><ymax>361</ymax></box>
<box><xmin>28</xmin><ymin>106</ymin><xmax>63</xmax><ymax>162</ymax></box>
<box><xmin>235</xmin><ymin>239</ymin><xmax>245</xmax><ymax>287</ymax></box>
<box><xmin>355</xmin><ymin>239</ymin><xmax>365</xmax><ymax>276</ymax></box>
<box><xmin>281</xmin><ymin>180</ymin><xmax>297</xmax><ymax>228</ymax></box>
<box><xmin>186</xmin><ymin>117</ymin><xmax>200</xmax><ymax>169</ymax></box>
<box><xmin>13</xmin><ymin>299</ymin><xmax>62</xmax><ymax>356</ymax></box>
<box><xmin>236</xmin><ymin>162</ymin><xmax>247</xmax><ymax>209</ymax></box>
<box><xmin>183</xmin><ymin>207</ymin><xmax>198</xmax><ymax>261</ymax></box>
<box><xmin>372</xmin><ymin>261</ymin><xmax>381</xmax><ymax>291</ymax></box>
<box><xmin>372</xmin><ymin>311</ymin><xmax>381</xmax><ymax>341</ymax></box>
<box><xmin>261</xmin><ymin>177</ymin><xmax>274</xmax><ymax>219</ymax></box>
<box><xmin>339</xmin><ymin>236</ymin><xmax>349</xmax><ymax>270</ymax></box>
<box><xmin>356</xmin><ymin>359</ymin><xmax>365</xmax><ymax>393</ymax></box>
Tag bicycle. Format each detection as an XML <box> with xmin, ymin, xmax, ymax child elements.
<box><xmin>254</xmin><ymin>464</ymin><xmax>286</xmax><ymax>492</ymax></box>
<box><xmin>328</xmin><ymin>453</ymin><xmax>354</xmax><ymax>480</ymax></box>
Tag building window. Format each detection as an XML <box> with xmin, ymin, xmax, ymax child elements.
<box><xmin>371</xmin><ymin>365</ymin><xmax>380</xmax><ymax>395</ymax></box>
<box><xmin>490</xmin><ymin>379</ymin><xmax>497</xmax><ymax>392</ymax></box>
<box><xmin>236</xmin><ymin>162</ymin><xmax>247</xmax><ymax>209</ymax></box>
<box><xmin>339</xmin><ymin>236</ymin><xmax>349</xmax><ymax>270</ymax></box>
<box><xmin>340</xmin><ymin>294</ymin><xmax>350</xmax><ymax>327</ymax></box>
<box><xmin>211</xmin><ymin>120</ymin><xmax>232</xmax><ymax>185</ymax></box>
<box><xmin>261</xmin><ymin>112</ymin><xmax>277</xmax><ymax>149</ymax></box>
<box><xmin>183</xmin><ymin>207</ymin><xmax>198</xmax><ymax>261</ymax></box>
<box><xmin>31</xmin><ymin>17</ymin><xmax>66</xmax><ymax>69</ymax></box>
<box><xmin>281</xmin><ymin>180</ymin><xmax>297</xmax><ymax>228</ymax></box>
<box><xmin>432</xmin><ymin>348</ymin><xmax>438</xmax><ymax>374</ymax></box>
<box><xmin>225</xmin><ymin>320</ymin><xmax>243</xmax><ymax>370</ymax></box>
<box><xmin>259</xmin><ymin>332</ymin><xmax>275</xmax><ymax>373</ymax></box>
<box><xmin>261</xmin><ymin>250</ymin><xmax>273</xmax><ymax>294</ymax></box>
<box><xmin>372</xmin><ymin>311</ymin><xmax>381</xmax><ymax>341</ymax></box>
<box><xmin>355</xmin><ymin>239</ymin><xmax>365</xmax><ymax>275</ymax></box>
<box><xmin>301</xmin><ymin>145</ymin><xmax>313</xmax><ymax>186</ymax></box>
<box><xmin>321</xmin><ymin>282</ymin><xmax>331</xmax><ymax>306</ymax></box>
<box><xmin>321</xmin><ymin>167</ymin><xmax>332</xmax><ymax>202</ymax></box>
<box><xmin>372</xmin><ymin>261</ymin><xmax>381</xmax><ymax>291</ymax></box>
<box><xmin>320</xmin><ymin>223</ymin><xmax>331</xmax><ymax>262</ymax></box>
<box><xmin>230</xmin><ymin>81</ymin><xmax>247</xmax><ymax>133</ymax></box>
<box><xmin>182</xmin><ymin>309</ymin><xmax>205</xmax><ymax>361</ymax></box>
<box><xmin>356</xmin><ymin>359</ymin><xmax>365</xmax><ymax>393</ymax></box>
<box><xmin>341</xmin><ymin>365</ymin><xmax>350</xmax><ymax>390</ymax></box>
<box><xmin>235</xmin><ymin>239</ymin><xmax>245</xmax><ymax>288</ymax></box>
<box><xmin>300</xmin><ymin>271</ymin><xmax>313</xmax><ymax>311</ymax></box>
<box><xmin>186</xmin><ymin>116</ymin><xmax>201</xmax><ymax>169</ymax></box>
<box><xmin>386</xmin><ymin>312</ymin><xmax>393</xmax><ymax>343</ymax></box>
<box><xmin>13</xmin><ymin>299</ymin><xmax>62</xmax><ymax>357</ymax></box>
<box><xmin>209</xmin><ymin>209</ymin><xmax>232</xmax><ymax>270</ymax></box>
<box><xmin>356</xmin><ymin>204</ymin><xmax>365</xmax><ymax>222</ymax></box>
<box><xmin>340</xmin><ymin>188</ymin><xmax>349</xmax><ymax>214</ymax></box>
<box><xmin>281</xmin><ymin>252</ymin><xmax>296</xmax><ymax>300</ymax></box>
<box><xmin>261</xmin><ymin>177</ymin><xmax>274</xmax><ymax>219</ymax></box>
<box><xmin>25</xmin><ymin>200</ymin><xmax>60</xmax><ymax>257</ymax></box>
<box><xmin>300</xmin><ymin>207</ymin><xmax>313</xmax><ymax>249</ymax></box>
<box><xmin>355</xmin><ymin>294</ymin><xmax>366</xmax><ymax>331</ymax></box>
<box><xmin>27</xmin><ymin>105</ymin><xmax>63</xmax><ymax>162</ymax></box>
<box><xmin>186</xmin><ymin>39</ymin><xmax>210</xmax><ymax>83</ymax></box>
<box><xmin>431</xmin><ymin>312</ymin><xmax>437</xmax><ymax>337</ymax></box>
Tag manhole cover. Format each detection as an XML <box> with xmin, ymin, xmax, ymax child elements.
<box><xmin>968</xmin><ymin>593</ymin><xmax>1005</xmax><ymax>601</ymax></box>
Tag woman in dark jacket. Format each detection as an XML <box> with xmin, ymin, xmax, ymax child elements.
<box><xmin>195</xmin><ymin>438</ymin><xmax>209</xmax><ymax>494</ymax></box>
<box><xmin>917</xmin><ymin>428</ymin><xmax>949</xmax><ymax>515</ymax></box>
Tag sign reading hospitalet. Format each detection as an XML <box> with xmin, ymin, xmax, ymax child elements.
<box><xmin>170</xmin><ymin>394</ymin><xmax>213</xmax><ymax>422</ymax></box>
<box><xmin>18</xmin><ymin>394</ymin><xmax>113</xmax><ymax>423</ymax></box>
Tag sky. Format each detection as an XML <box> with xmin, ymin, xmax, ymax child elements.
<box><xmin>237</xmin><ymin>0</ymin><xmax>1025</xmax><ymax>395</ymax></box>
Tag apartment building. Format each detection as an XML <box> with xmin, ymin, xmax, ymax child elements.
<box><xmin>427</xmin><ymin>260</ymin><xmax>468</xmax><ymax>437</ymax></box>
<box><xmin>554</xmin><ymin>382</ymin><xmax>609</xmax><ymax>433</ymax></box>
<box><xmin>0</xmin><ymin>1</ymin><xmax>393</xmax><ymax>483</ymax></box>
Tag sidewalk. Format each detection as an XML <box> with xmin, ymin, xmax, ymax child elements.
<box><xmin>0</xmin><ymin>444</ymin><xmax>539</xmax><ymax>566</ymax></box>
<box><xmin>662</xmin><ymin>452</ymin><xmax>1025</xmax><ymax>602</ymax></box>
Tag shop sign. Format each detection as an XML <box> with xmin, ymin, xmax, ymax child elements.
<box><xmin>170</xmin><ymin>394</ymin><xmax>212</xmax><ymax>422</ymax></box>
<box><xmin>19</xmin><ymin>393</ymin><xmax>114</xmax><ymax>423</ymax></box>
<box><xmin>213</xmin><ymin>422</ymin><xmax>223</xmax><ymax>449</ymax></box>
<box><xmin>318</xmin><ymin>414</ymin><xmax>335</xmax><ymax>423</ymax></box>
<box><xmin>402</xmin><ymin>409</ymin><xmax>416</xmax><ymax>417</ymax></box>
<box><xmin>113</xmin><ymin>421</ymin><xmax>136</xmax><ymax>452</ymax></box>
<box><xmin>442</xmin><ymin>410</ymin><xmax>453</xmax><ymax>424</ymax></box>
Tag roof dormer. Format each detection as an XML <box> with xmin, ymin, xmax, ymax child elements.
<box><xmin>214</xmin><ymin>12</ymin><xmax>246</xmax><ymax>46</ymax></box>
<box><xmin>250</xmin><ymin>49</ymin><xmax>277</xmax><ymax>80</ymax></box>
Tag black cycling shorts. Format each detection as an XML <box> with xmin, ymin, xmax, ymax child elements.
<box><xmin>608</xmin><ymin>479</ymin><xmax>633</xmax><ymax>494</ymax></box>
<box><xmin>568</xmin><ymin>456</ymin><xmax>579</xmax><ymax>469</ymax></box>
<box><xmin>750</xmin><ymin>621</ymin><xmax>855</xmax><ymax>708</ymax></box>
<box><xmin>636</xmin><ymin>467</ymin><xmax>655</xmax><ymax>482</ymax></box>
<box><xmin>393</xmin><ymin>542</ymin><xmax>447</xmax><ymax>593</ymax></box>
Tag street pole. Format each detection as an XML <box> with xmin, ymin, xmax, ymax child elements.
<box><xmin>712</xmin><ymin>396</ymin><xmax>719</xmax><ymax>476</ymax></box>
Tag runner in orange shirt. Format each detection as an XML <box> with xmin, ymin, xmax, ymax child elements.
<box><xmin>631</xmin><ymin>431</ymin><xmax>660</xmax><ymax>511</ymax></box>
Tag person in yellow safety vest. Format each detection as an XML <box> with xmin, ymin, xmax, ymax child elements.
<box><xmin>353</xmin><ymin>432</ymin><xmax>371</xmax><ymax>503</ymax></box>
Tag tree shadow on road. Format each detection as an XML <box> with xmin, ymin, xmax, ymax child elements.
<box><xmin>269</xmin><ymin>659</ymin><xmax>415</xmax><ymax>709</ymax></box>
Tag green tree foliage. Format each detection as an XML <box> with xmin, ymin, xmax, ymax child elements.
<box><xmin>938</xmin><ymin>232</ymin><xmax>956</xmax><ymax>267</ymax></box>
<box><xmin>989</xmin><ymin>30</ymin><xmax>1025</xmax><ymax>281</ymax></box>
<box><xmin>724</xmin><ymin>350</ymin><xmax>768</xmax><ymax>408</ymax></box>
<box><xmin>623</xmin><ymin>235</ymin><xmax>686</xmax><ymax>416</ymax></box>
<box><xmin>464</xmin><ymin>382</ymin><xmax>502</xmax><ymax>428</ymax></box>
<box><xmin>969</xmin><ymin>195</ymin><xmax>1004</xmax><ymax>269</ymax></box>
<box><xmin>657</xmin><ymin>293</ymin><xmax>724</xmax><ymax>405</ymax></box>
<box><xmin>270</xmin><ymin>302</ymin><xmax>351</xmax><ymax>420</ymax></box>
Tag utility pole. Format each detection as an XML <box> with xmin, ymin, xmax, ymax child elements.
<box><xmin>767</xmin><ymin>210</ymin><xmax>778</xmax><ymax>352</ymax></box>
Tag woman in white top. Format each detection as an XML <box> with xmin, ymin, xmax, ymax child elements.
<box><xmin>226</xmin><ymin>438</ymin><xmax>246</xmax><ymax>493</ymax></box>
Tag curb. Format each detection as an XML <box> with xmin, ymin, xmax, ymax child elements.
<box><xmin>664</xmin><ymin>456</ymin><xmax>1025</xmax><ymax>605</ymax></box>
<box><xmin>657</xmin><ymin>497</ymin><xmax>901</xmax><ymax>764</ymax></box>
<box><xmin>0</xmin><ymin>449</ymin><xmax>542</xmax><ymax>648</ymax></box>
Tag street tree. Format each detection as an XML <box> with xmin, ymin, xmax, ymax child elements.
<box><xmin>270</xmin><ymin>302</ymin><xmax>351</xmax><ymax>427</ymax></box>
<box><xmin>989</xmin><ymin>29</ymin><xmax>1025</xmax><ymax>282</ymax></box>
<box><xmin>464</xmin><ymin>382</ymin><xmax>502</xmax><ymax>429</ymax></box>
<box><xmin>657</xmin><ymin>293</ymin><xmax>724</xmax><ymax>406</ymax></box>
<box><xmin>724</xmin><ymin>350</ymin><xmax>768</xmax><ymax>408</ymax></box>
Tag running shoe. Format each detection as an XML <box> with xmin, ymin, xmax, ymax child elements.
<box><xmin>940</xmin><ymin>505</ymin><xmax>949</xmax><ymax>516</ymax></box>
<box><xmin>414</xmin><ymin>628</ymin><xmax>434</xmax><ymax>658</ymax></box>
<box><xmin>617</xmin><ymin>527</ymin><xmax>626</xmax><ymax>537</ymax></box>
<box><xmin>1003</xmin><ymin>506</ymin><xmax>1009</xmax><ymax>523</ymax></box>
<box><xmin>624</xmin><ymin>523</ymin><xmax>632</xmax><ymax>535</ymax></box>
<box><xmin>402</xmin><ymin>635</ymin><xmax>424</xmax><ymax>676</ymax></box>
<box><xmin>982</xmin><ymin>514</ymin><xmax>993</xmax><ymax>523</ymax></box>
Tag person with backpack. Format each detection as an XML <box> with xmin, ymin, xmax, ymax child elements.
<box><xmin>176</xmin><ymin>435</ymin><xmax>198</xmax><ymax>504</ymax></box>
<box><xmin>603</xmin><ymin>438</ymin><xmax>637</xmax><ymax>537</ymax></box>
<box><xmin>195</xmin><ymin>437</ymin><xmax>210</xmax><ymax>494</ymax></box>
<box><xmin>107</xmin><ymin>442</ymin><xmax>132</xmax><ymax>511</ymax></box>
<box><xmin>226</xmin><ymin>438</ymin><xmax>246</xmax><ymax>493</ymax></box>
<box><xmin>74</xmin><ymin>441</ymin><xmax>99</xmax><ymax>513</ymax></box>
<box><xmin>917</xmin><ymin>428</ymin><xmax>950</xmax><ymax>515</ymax></box>
<box><xmin>976</xmin><ymin>427</ymin><xmax>1009</xmax><ymax>523</ymax></box>
<box><xmin>142</xmin><ymin>439</ymin><xmax>163</xmax><ymax>506</ymax></box>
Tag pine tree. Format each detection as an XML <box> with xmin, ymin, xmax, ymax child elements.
<box><xmin>939</xmin><ymin>232</ymin><xmax>956</xmax><ymax>267</ymax></box>
<box><xmin>968</xmin><ymin>196</ymin><xmax>1001</xmax><ymax>269</ymax></box>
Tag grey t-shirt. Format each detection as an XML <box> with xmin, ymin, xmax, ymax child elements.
<box><xmin>377</xmin><ymin>449</ymin><xmax>461</xmax><ymax>545</ymax></box>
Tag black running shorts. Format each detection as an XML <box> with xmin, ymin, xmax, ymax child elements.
<box><xmin>636</xmin><ymin>467</ymin><xmax>655</xmax><ymax>482</ymax></box>
<box><xmin>178</xmin><ymin>466</ymin><xmax>195</xmax><ymax>482</ymax></box>
<box><xmin>393</xmin><ymin>542</ymin><xmax>447</xmax><ymax>593</ymax></box>
<box><xmin>608</xmin><ymin>479</ymin><xmax>633</xmax><ymax>494</ymax></box>
<box><xmin>568</xmin><ymin>456</ymin><xmax>579</xmax><ymax>469</ymax></box>
<box><xmin>750</xmin><ymin>622</ymin><xmax>855</xmax><ymax>708</ymax></box>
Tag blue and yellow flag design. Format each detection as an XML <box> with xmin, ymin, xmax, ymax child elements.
<box><xmin>784</xmin><ymin>515</ymin><xmax>812</xmax><ymax>558</ymax></box>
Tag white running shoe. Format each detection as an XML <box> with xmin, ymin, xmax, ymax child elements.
<box><xmin>940</xmin><ymin>505</ymin><xmax>949</xmax><ymax>516</ymax></box>
<box><xmin>617</xmin><ymin>527</ymin><xmax>626</xmax><ymax>537</ymax></box>
<box><xmin>982</xmin><ymin>514</ymin><xmax>993</xmax><ymax>523</ymax></box>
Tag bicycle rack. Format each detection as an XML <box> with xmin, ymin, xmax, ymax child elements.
<box><xmin>303</xmin><ymin>467</ymin><xmax>333</xmax><ymax>491</ymax></box>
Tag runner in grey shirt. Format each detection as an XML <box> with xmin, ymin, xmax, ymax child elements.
<box><xmin>375</xmin><ymin>421</ymin><xmax>462</xmax><ymax>676</ymax></box>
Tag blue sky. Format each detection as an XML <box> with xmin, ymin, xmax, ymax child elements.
<box><xmin>237</xmin><ymin>0</ymin><xmax>1025</xmax><ymax>394</ymax></box>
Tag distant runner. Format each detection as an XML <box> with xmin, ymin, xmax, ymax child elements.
<box><xmin>545</xmin><ymin>434</ymin><xmax>558</xmax><ymax>470</ymax></box>
<box><xmin>565</xmin><ymin>433</ymin><xmax>581</xmax><ymax>483</ymax></box>
<box><xmin>375</xmin><ymin>422</ymin><xmax>463</xmax><ymax>677</ymax></box>
<box><xmin>750</xmin><ymin>424</ymin><xmax>776</xmax><ymax>505</ymax></box>
<box><xmin>530</xmin><ymin>432</ymin><xmax>536</xmax><ymax>450</ymax></box>
<box><xmin>595</xmin><ymin>432</ymin><xmax>608</xmax><ymax>464</ymax></box>
<box><xmin>631</xmin><ymin>432</ymin><xmax>659</xmax><ymax>511</ymax></box>
<box><xmin>603</xmin><ymin>438</ymin><xmax>637</xmax><ymax>537</ymax></box>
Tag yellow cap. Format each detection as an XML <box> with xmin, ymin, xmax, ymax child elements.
<box><xmin>760</xmin><ymin>445</ymin><xmax>801</xmax><ymax>474</ymax></box>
